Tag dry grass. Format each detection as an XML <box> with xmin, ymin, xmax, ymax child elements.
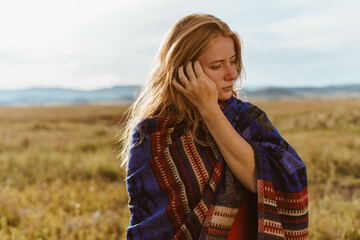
<box><xmin>0</xmin><ymin>99</ymin><xmax>359</xmax><ymax>239</ymax></box>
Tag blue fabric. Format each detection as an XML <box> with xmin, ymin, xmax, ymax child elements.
<box><xmin>126</xmin><ymin>96</ymin><xmax>308</xmax><ymax>240</ymax></box>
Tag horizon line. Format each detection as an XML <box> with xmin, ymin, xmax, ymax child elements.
<box><xmin>0</xmin><ymin>83</ymin><xmax>359</xmax><ymax>92</ymax></box>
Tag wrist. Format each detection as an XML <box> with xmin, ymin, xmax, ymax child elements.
<box><xmin>198</xmin><ymin>104</ymin><xmax>222</xmax><ymax>122</ymax></box>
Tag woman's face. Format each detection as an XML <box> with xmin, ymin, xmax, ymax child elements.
<box><xmin>197</xmin><ymin>35</ymin><xmax>238</xmax><ymax>101</ymax></box>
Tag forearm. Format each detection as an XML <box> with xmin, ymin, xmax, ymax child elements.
<box><xmin>172</xmin><ymin>61</ymin><xmax>257</xmax><ymax>192</ymax></box>
<box><xmin>200</xmin><ymin>106</ymin><xmax>257</xmax><ymax>193</ymax></box>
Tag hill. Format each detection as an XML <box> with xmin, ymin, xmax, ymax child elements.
<box><xmin>244</xmin><ymin>84</ymin><xmax>360</xmax><ymax>99</ymax></box>
<box><xmin>0</xmin><ymin>85</ymin><xmax>141</xmax><ymax>106</ymax></box>
<box><xmin>0</xmin><ymin>84</ymin><xmax>359</xmax><ymax>106</ymax></box>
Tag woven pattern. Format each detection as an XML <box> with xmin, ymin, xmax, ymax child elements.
<box><xmin>126</xmin><ymin>97</ymin><xmax>308</xmax><ymax>240</ymax></box>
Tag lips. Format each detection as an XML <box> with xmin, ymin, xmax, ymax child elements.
<box><xmin>222</xmin><ymin>85</ymin><xmax>233</xmax><ymax>90</ymax></box>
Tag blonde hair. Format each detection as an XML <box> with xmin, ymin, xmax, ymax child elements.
<box><xmin>118</xmin><ymin>13</ymin><xmax>245</xmax><ymax>167</ymax></box>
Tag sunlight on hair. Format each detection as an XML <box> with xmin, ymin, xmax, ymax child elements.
<box><xmin>234</xmin><ymin>80</ymin><xmax>247</xmax><ymax>100</ymax></box>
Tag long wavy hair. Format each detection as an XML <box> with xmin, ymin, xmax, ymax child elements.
<box><xmin>118</xmin><ymin>13</ymin><xmax>245</xmax><ymax>167</ymax></box>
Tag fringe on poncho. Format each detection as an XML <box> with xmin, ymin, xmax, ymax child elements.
<box><xmin>126</xmin><ymin>96</ymin><xmax>308</xmax><ymax>240</ymax></box>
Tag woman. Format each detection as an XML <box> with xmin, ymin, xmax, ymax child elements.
<box><xmin>120</xmin><ymin>13</ymin><xmax>308</xmax><ymax>239</ymax></box>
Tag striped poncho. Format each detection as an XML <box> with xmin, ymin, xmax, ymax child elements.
<box><xmin>126</xmin><ymin>96</ymin><xmax>308</xmax><ymax>239</ymax></box>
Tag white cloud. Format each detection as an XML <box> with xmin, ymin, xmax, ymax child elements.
<box><xmin>0</xmin><ymin>0</ymin><xmax>359</xmax><ymax>90</ymax></box>
<box><xmin>257</xmin><ymin>1</ymin><xmax>360</xmax><ymax>50</ymax></box>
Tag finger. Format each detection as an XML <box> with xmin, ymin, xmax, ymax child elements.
<box><xmin>193</xmin><ymin>61</ymin><xmax>205</xmax><ymax>78</ymax></box>
<box><xmin>172</xmin><ymin>78</ymin><xmax>186</xmax><ymax>95</ymax></box>
<box><xmin>178</xmin><ymin>66</ymin><xmax>190</xmax><ymax>88</ymax></box>
<box><xmin>186</xmin><ymin>62</ymin><xmax>197</xmax><ymax>81</ymax></box>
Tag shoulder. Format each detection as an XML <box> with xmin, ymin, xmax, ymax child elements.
<box><xmin>222</xmin><ymin>96</ymin><xmax>268</xmax><ymax>118</ymax></box>
<box><xmin>227</xmin><ymin>96</ymin><xmax>269</xmax><ymax>118</ymax></box>
<box><xmin>245</xmin><ymin>102</ymin><xmax>269</xmax><ymax>121</ymax></box>
<box><xmin>127</xmin><ymin>118</ymin><xmax>157</xmax><ymax>176</ymax></box>
<box><xmin>130</xmin><ymin>118</ymin><xmax>158</xmax><ymax>146</ymax></box>
<box><xmin>127</xmin><ymin>115</ymin><xmax>185</xmax><ymax>176</ymax></box>
<box><xmin>135</xmin><ymin>117</ymin><xmax>158</xmax><ymax>134</ymax></box>
<box><xmin>223</xmin><ymin>97</ymin><xmax>276</xmax><ymax>133</ymax></box>
<box><xmin>242</xmin><ymin>101</ymin><xmax>276</xmax><ymax>134</ymax></box>
<box><xmin>132</xmin><ymin>115</ymin><xmax>183</xmax><ymax>138</ymax></box>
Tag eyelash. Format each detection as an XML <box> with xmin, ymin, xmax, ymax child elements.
<box><xmin>211</xmin><ymin>60</ymin><xmax>237</xmax><ymax>70</ymax></box>
<box><xmin>211</xmin><ymin>65</ymin><xmax>221</xmax><ymax>70</ymax></box>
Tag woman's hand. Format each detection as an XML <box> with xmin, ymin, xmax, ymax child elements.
<box><xmin>172</xmin><ymin>61</ymin><xmax>218</xmax><ymax>115</ymax></box>
<box><xmin>173</xmin><ymin>61</ymin><xmax>257</xmax><ymax>193</ymax></box>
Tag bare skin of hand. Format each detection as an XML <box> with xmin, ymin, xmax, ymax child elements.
<box><xmin>172</xmin><ymin>61</ymin><xmax>257</xmax><ymax>193</ymax></box>
<box><xmin>173</xmin><ymin>61</ymin><xmax>219</xmax><ymax>115</ymax></box>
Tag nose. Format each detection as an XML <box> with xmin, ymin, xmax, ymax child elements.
<box><xmin>225</xmin><ymin>64</ymin><xmax>237</xmax><ymax>81</ymax></box>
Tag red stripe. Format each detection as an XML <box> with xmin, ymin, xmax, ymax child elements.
<box><xmin>156</xmin><ymin>116</ymin><xmax>176</xmax><ymax>130</ymax></box>
<box><xmin>184</xmin><ymin>217</ymin><xmax>199</xmax><ymax>238</ymax></box>
<box><xmin>183</xmin><ymin>132</ymin><xmax>209</xmax><ymax>193</ymax></box>
<box><xmin>149</xmin><ymin>153</ymin><xmax>185</xmax><ymax>232</ymax></box>
<box><xmin>285</xmin><ymin>229</ymin><xmax>309</xmax><ymax>239</ymax></box>
<box><xmin>262</xmin><ymin>204</ymin><xmax>309</xmax><ymax>223</ymax></box>
<box><xmin>152</xmin><ymin>116</ymin><xmax>187</xmax><ymax>231</ymax></box>
<box><xmin>263</xmin><ymin>221</ymin><xmax>284</xmax><ymax>235</ymax></box>
<box><xmin>260</xmin><ymin>180</ymin><xmax>308</xmax><ymax>209</ymax></box>
<box><xmin>258</xmin><ymin>179</ymin><xmax>309</xmax><ymax>238</ymax></box>
<box><xmin>169</xmin><ymin>143</ymin><xmax>197</xmax><ymax>209</ymax></box>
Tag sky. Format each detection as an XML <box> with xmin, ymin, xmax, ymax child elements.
<box><xmin>0</xmin><ymin>0</ymin><xmax>359</xmax><ymax>90</ymax></box>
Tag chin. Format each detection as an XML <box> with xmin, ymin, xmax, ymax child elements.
<box><xmin>218</xmin><ymin>92</ymin><xmax>232</xmax><ymax>101</ymax></box>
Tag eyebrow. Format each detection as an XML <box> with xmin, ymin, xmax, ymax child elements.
<box><xmin>209</xmin><ymin>54</ymin><xmax>237</xmax><ymax>64</ymax></box>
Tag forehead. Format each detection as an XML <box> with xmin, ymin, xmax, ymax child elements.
<box><xmin>199</xmin><ymin>35</ymin><xmax>236</xmax><ymax>63</ymax></box>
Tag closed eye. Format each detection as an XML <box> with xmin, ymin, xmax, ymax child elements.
<box><xmin>211</xmin><ymin>65</ymin><xmax>221</xmax><ymax>70</ymax></box>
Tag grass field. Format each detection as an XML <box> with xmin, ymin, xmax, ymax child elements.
<box><xmin>0</xmin><ymin>99</ymin><xmax>359</xmax><ymax>239</ymax></box>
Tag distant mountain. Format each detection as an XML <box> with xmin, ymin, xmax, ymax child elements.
<box><xmin>244</xmin><ymin>84</ymin><xmax>360</xmax><ymax>100</ymax></box>
<box><xmin>0</xmin><ymin>85</ymin><xmax>141</xmax><ymax>106</ymax></box>
<box><xmin>0</xmin><ymin>84</ymin><xmax>359</xmax><ymax>106</ymax></box>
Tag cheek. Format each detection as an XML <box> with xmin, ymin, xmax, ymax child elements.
<box><xmin>203</xmin><ymin>69</ymin><xmax>221</xmax><ymax>85</ymax></box>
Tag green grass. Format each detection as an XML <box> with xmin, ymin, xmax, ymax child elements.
<box><xmin>0</xmin><ymin>100</ymin><xmax>359</xmax><ymax>239</ymax></box>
